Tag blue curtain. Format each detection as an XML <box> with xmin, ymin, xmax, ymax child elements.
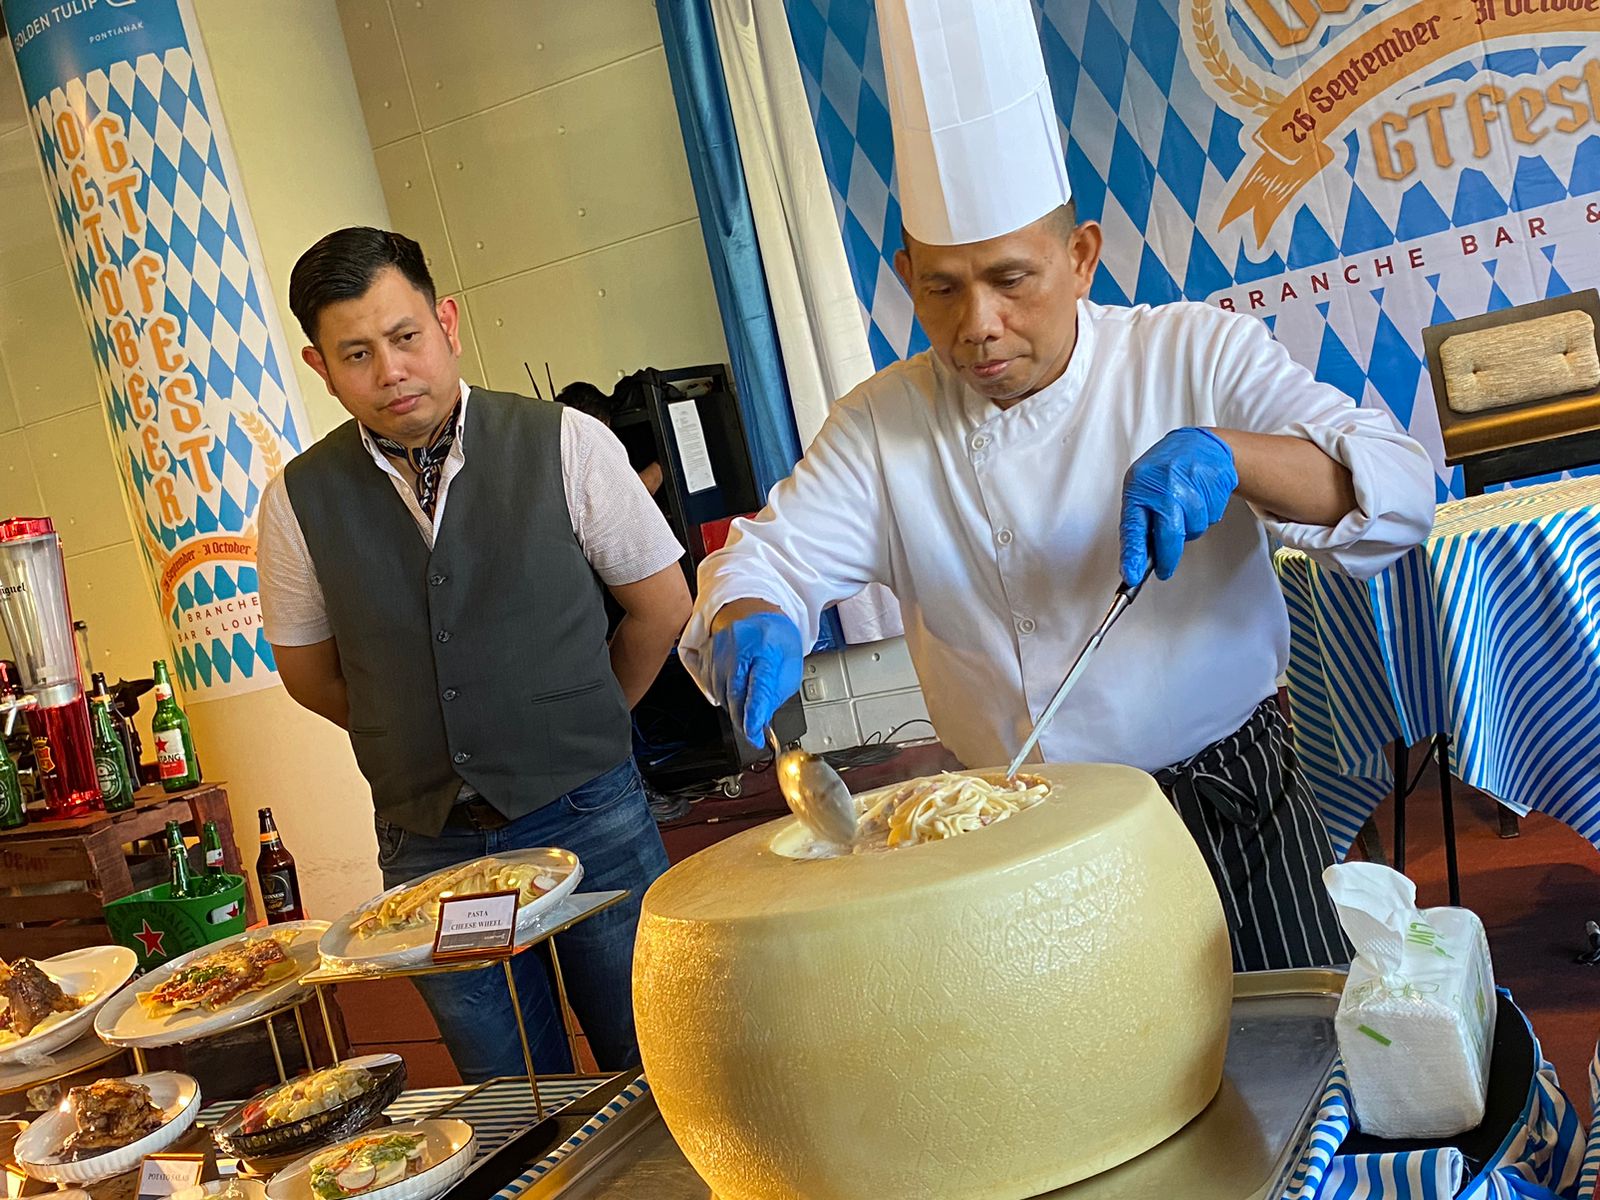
<box><xmin>655</xmin><ymin>0</ymin><xmax>843</xmax><ymax>653</ymax></box>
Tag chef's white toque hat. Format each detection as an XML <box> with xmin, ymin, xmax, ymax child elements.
<box><xmin>878</xmin><ymin>0</ymin><xmax>1073</xmax><ymax>246</ymax></box>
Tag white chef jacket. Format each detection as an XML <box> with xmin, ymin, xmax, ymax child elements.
<box><xmin>679</xmin><ymin>300</ymin><xmax>1436</xmax><ymax>772</ymax></box>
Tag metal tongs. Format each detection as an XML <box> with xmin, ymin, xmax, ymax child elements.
<box><xmin>1005</xmin><ymin>570</ymin><xmax>1150</xmax><ymax>780</ymax></box>
<box><xmin>770</xmin><ymin>727</ymin><xmax>858</xmax><ymax>849</ymax></box>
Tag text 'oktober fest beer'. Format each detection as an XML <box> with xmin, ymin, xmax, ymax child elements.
<box><xmin>150</xmin><ymin>660</ymin><xmax>202</xmax><ymax>792</ymax></box>
<box><xmin>256</xmin><ymin>808</ymin><xmax>306</xmax><ymax>923</ymax></box>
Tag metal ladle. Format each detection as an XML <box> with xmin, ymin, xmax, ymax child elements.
<box><xmin>769</xmin><ymin>727</ymin><xmax>858</xmax><ymax>849</ymax></box>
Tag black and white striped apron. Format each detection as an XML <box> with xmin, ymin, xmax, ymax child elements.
<box><xmin>1154</xmin><ymin>698</ymin><xmax>1351</xmax><ymax>972</ymax></box>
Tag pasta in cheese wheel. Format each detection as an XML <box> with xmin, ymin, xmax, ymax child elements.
<box><xmin>633</xmin><ymin>763</ymin><xmax>1232</xmax><ymax>1200</ymax></box>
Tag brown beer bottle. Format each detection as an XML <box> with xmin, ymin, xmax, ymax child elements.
<box><xmin>256</xmin><ymin>807</ymin><xmax>306</xmax><ymax>923</ymax></box>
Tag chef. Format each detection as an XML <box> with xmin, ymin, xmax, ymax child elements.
<box><xmin>679</xmin><ymin>0</ymin><xmax>1436</xmax><ymax>971</ymax></box>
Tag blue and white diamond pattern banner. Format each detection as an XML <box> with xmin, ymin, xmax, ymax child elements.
<box><xmin>780</xmin><ymin>0</ymin><xmax>1600</xmax><ymax>501</ymax></box>
<box><xmin>6</xmin><ymin>0</ymin><xmax>309</xmax><ymax>700</ymax></box>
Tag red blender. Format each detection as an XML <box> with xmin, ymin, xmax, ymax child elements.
<box><xmin>0</xmin><ymin>518</ymin><xmax>101</xmax><ymax>818</ymax></box>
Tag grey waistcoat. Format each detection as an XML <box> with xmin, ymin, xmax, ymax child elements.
<box><xmin>283</xmin><ymin>388</ymin><xmax>630</xmax><ymax>837</ymax></box>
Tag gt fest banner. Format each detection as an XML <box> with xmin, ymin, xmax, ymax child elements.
<box><xmin>781</xmin><ymin>0</ymin><xmax>1600</xmax><ymax>497</ymax></box>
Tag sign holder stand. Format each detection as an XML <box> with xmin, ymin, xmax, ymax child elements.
<box><xmin>299</xmin><ymin>891</ymin><xmax>629</xmax><ymax>1120</ymax></box>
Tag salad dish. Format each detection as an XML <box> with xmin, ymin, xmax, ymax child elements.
<box><xmin>265</xmin><ymin>1121</ymin><xmax>475</xmax><ymax>1200</ymax></box>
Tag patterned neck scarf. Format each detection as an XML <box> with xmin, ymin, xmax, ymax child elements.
<box><xmin>367</xmin><ymin>401</ymin><xmax>461</xmax><ymax>519</ymax></box>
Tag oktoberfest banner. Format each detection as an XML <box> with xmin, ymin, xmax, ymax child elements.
<box><xmin>5</xmin><ymin>0</ymin><xmax>308</xmax><ymax>698</ymax></box>
<box><xmin>778</xmin><ymin>0</ymin><xmax>1600</xmax><ymax>498</ymax></box>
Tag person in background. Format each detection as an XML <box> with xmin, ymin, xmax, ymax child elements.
<box><xmin>556</xmin><ymin>381</ymin><xmax>665</xmax><ymax>496</ymax></box>
<box><xmin>678</xmin><ymin>0</ymin><xmax>1436</xmax><ymax>974</ymax></box>
<box><xmin>258</xmin><ymin>227</ymin><xmax>692</xmax><ymax>1081</ymax></box>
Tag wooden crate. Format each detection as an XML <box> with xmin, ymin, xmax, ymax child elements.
<box><xmin>0</xmin><ymin>785</ymin><xmax>255</xmax><ymax>959</ymax></box>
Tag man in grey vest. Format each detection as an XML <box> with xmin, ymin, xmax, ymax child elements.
<box><xmin>258</xmin><ymin>227</ymin><xmax>691</xmax><ymax>1081</ymax></box>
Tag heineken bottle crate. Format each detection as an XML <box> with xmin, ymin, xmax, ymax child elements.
<box><xmin>0</xmin><ymin>784</ymin><xmax>255</xmax><ymax>960</ymax></box>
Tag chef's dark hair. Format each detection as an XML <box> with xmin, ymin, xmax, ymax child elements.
<box><xmin>290</xmin><ymin>227</ymin><xmax>437</xmax><ymax>345</ymax></box>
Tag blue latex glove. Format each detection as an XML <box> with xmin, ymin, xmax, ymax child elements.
<box><xmin>1119</xmin><ymin>428</ymin><xmax>1239</xmax><ymax>585</ymax></box>
<box><xmin>708</xmin><ymin>611</ymin><xmax>804</xmax><ymax>746</ymax></box>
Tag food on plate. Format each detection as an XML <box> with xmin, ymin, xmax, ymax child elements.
<box><xmin>352</xmin><ymin>859</ymin><xmax>563</xmax><ymax>938</ymax></box>
<box><xmin>0</xmin><ymin>958</ymin><xmax>83</xmax><ymax>1042</ymax></box>
<box><xmin>59</xmin><ymin>1078</ymin><xmax>165</xmax><ymax>1159</ymax></box>
<box><xmin>634</xmin><ymin>763</ymin><xmax>1233</xmax><ymax>1200</ymax></box>
<box><xmin>309</xmin><ymin>1132</ymin><xmax>427</xmax><ymax>1199</ymax></box>
<box><xmin>240</xmin><ymin>1063</ymin><xmax>374</xmax><ymax>1133</ymax></box>
<box><xmin>136</xmin><ymin>932</ymin><xmax>299</xmax><ymax>1017</ymax></box>
<box><xmin>854</xmin><ymin>771</ymin><xmax>1050</xmax><ymax>848</ymax></box>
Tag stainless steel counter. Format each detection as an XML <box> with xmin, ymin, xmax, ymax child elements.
<box><xmin>519</xmin><ymin>968</ymin><xmax>1344</xmax><ymax>1200</ymax></box>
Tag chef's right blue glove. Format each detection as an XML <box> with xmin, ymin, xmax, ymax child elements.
<box><xmin>708</xmin><ymin>611</ymin><xmax>804</xmax><ymax>747</ymax></box>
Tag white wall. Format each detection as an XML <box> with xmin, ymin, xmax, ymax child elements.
<box><xmin>334</xmin><ymin>0</ymin><xmax>730</xmax><ymax>394</ymax></box>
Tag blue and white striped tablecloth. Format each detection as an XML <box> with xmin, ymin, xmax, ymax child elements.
<box><xmin>1283</xmin><ymin>994</ymin><xmax>1590</xmax><ymax>1200</ymax></box>
<box><xmin>1276</xmin><ymin>476</ymin><xmax>1600</xmax><ymax>859</ymax></box>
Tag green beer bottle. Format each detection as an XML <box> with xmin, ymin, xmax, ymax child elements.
<box><xmin>165</xmin><ymin>819</ymin><xmax>193</xmax><ymax>898</ymax></box>
<box><xmin>90</xmin><ymin>680</ymin><xmax>137</xmax><ymax>813</ymax></box>
<box><xmin>150</xmin><ymin>660</ymin><xmax>201</xmax><ymax>792</ymax></box>
<box><xmin>200</xmin><ymin>819</ymin><xmax>227</xmax><ymax>894</ymax></box>
<box><xmin>0</xmin><ymin>739</ymin><xmax>25</xmax><ymax>830</ymax></box>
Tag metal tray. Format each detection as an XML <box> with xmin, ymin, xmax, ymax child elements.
<box><xmin>518</xmin><ymin>968</ymin><xmax>1345</xmax><ymax>1199</ymax></box>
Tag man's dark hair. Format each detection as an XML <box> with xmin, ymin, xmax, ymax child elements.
<box><xmin>899</xmin><ymin>199</ymin><xmax>1078</xmax><ymax>256</ymax></box>
<box><xmin>554</xmin><ymin>381</ymin><xmax>616</xmax><ymax>425</ymax></box>
<box><xmin>289</xmin><ymin>227</ymin><xmax>437</xmax><ymax>344</ymax></box>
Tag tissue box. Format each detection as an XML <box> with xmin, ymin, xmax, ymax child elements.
<box><xmin>1325</xmin><ymin>863</ymin><xmax>1497</xmax><ymax>1139</ymax></box>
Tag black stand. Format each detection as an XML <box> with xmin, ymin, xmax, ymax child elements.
<box><xmin>1389</xmin><ymin>735</ymin><xmax>1462</xmax><ymax>907</ymax></box>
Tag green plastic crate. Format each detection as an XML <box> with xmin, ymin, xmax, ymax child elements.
<box><xmin>103</xmin><ymin>874</ymin><xmax>248</xmax><ymax>970</ymax></box>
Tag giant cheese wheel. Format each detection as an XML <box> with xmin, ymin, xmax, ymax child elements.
<box><xmin>633</xmin><ymin>763</ymin><xmax>1232</xmax><ymax>1200</ymax></box>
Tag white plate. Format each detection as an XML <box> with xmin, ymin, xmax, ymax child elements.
<box><xmin>15</xmin><ymin>1070</ymin><xmax>201</xmax><ymax>1184</ymax></box>
<box><xmin>319</xmin><ymin>849</ymin><xmax>582</xmax><ymax>969</ymax></box>
<box><xmin>94</xmin><ymin>922</ymin><xmax>328</xmax><ymax>1049</ymax></box>
<box><xmin>173</xmin><ymin>1179</ymin><xmax>270</xmax><ymax>1200</ymax></box>
<box><xmin>0</xmin><ymin>946</ymin><xmax>138</xmax><ymax>1064</ymax></box>
<box><xmin>266</xmin><ymin>1120</ymin><xmax>476</xmax><ymax>1200</ymax></box>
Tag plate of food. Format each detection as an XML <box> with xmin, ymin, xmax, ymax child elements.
<box><xmin>94</xmin><ymin>922</ymin><xmax>327</xmax><ymax>1048</ymax></box>
<box><xmin>0</xmin><ymin>946</ymin><xmax>138</xmax><ymax>1063</ymax></box>
<box><xmin>212</xmin><ymin>1054</ymin><xmax>407</xmax><ymax>1166</ymax></box>
<box><xmin>14</xmin><ymin>1071</ymin><xmax>201</xmax><ymax>1184</ymax></box>
<box><xmin>266</xmin><ymin>1120</ymin><xmax>475</xmax><ymax>1200</ymax></box>
<box><xmin>319</xmin><ymin>850</ymin><xmax>581</xmax><ymax>969</ymax></box>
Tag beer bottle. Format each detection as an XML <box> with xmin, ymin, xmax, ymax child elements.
<box><xmin>256</xmin><ymin>808</ymin><xmax>305</xmax><ymax>923</ymax></box>
<box><xmin>165</xmin><ymin>819</ymin><xmax>193</xmax><ymax>898</ymax></box>
<box><xmin>90</xmin><ymin>685</ymin><xmax>137</xmax><ymax>813</ymax></box>
<box><xmin>0</xmin><ymin>739</ymin><xmax>25</xmax><ymax>830</ymax></box>
<box><xmin>150</xmin><ymin>660</ymin><xmax>201</xmax><ymax>792</ymax></box>
<box><xmin>200</xmin><ymin>819</ymin><xmax>227</xmax><ymax>894</ymax></box>
<box><xmin>92</xmin><ymin>673</ymin><xmax>142</xmax><ymax>789</ymax></box>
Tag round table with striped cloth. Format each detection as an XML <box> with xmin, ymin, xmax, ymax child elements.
<box><xmin>1274</xmin><ymin>476</ymin><xmax>1600</xmax><ymax>862</ymax></box>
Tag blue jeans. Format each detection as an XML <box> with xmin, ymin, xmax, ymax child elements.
<box><xmin>374</xmin><ymin>759</ymin><xmax>669</xmax><ymax>1083</ymax></box>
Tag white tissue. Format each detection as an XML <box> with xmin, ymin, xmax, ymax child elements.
<box><xmin>1323</xmin><ymin>862</ymin><xmax>1496</xmax><ymax>1139</ymax></box>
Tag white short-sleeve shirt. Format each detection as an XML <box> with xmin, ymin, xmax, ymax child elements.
<box><xmin>259</xmin><ymin>383</ymin><xmax>685</xmax><ymax>646</ymax></box>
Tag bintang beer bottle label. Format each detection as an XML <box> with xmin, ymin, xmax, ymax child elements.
<box><xmin>257</xmin><ymin>807</ymin><xmax>306</xmax><ymax>923</ymax></box>
<box><xmin>150</xmin><ymin>660</ymin><xmax>202</xmax><ymax>792</ymax></box>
